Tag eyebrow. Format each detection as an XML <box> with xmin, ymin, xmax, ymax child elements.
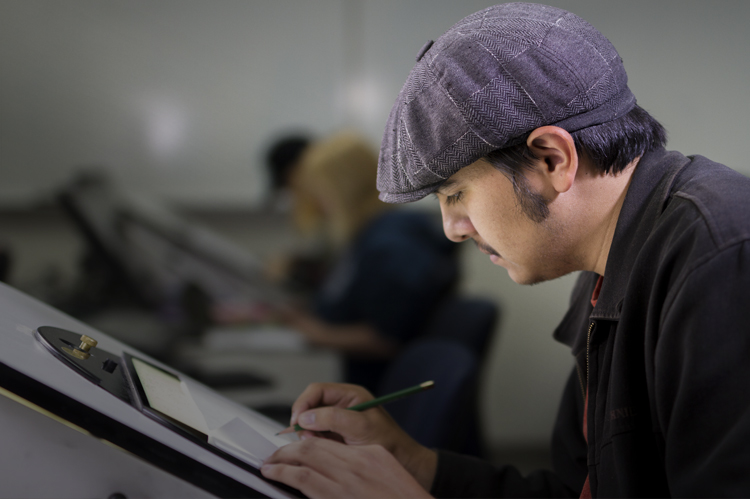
<box><xmin>436</xmin><ymin>178</ymin><xmax>459</xmax><ymax>194</ymax></box>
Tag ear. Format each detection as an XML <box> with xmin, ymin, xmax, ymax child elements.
<box><xmin>526</xmin><ymin>126</ymin><xmax>578</xmax><ymax>194</ymax></box>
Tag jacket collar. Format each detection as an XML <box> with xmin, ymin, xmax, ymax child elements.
<box><xmin>553</xmin><ymin>147</ymin><xmax>690</xmax><ymax>349</ymax></box>
<box><xmin>591</xmin><ymin>147</ymin><xmax>690</xmax><ymax>320</ymax></box>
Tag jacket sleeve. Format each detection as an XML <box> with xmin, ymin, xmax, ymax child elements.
<box><xmin>430</xmin><ymin>369</ymin><xmax>587</xmax><ymax>498</ymax></box>
<box><xmin>655</xmin><ymin>241</ymin><xmax>750</xmax><ymax>497</ymax></box>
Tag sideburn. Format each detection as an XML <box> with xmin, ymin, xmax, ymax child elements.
<box><xmin>486</xmin><ymin>142</ymin><xmax>549</xmax><ymax>224</ymax></box>
<box><xmin>511</xmin><ymin>171</ymin><xmax>550</xmax><ymax>223</ymax></box>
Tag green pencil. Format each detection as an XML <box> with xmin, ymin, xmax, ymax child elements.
<box><xmin>277</xmin><ymin>380</ymin><xmax>435</xmax><ymax>434</ymax></box>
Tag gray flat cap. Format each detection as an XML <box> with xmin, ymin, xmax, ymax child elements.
<box><xmin>377</xmin><ymin>2</ymin><xmax>636</xmax><ymax>203</ymax></box>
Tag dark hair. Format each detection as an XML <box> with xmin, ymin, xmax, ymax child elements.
<box><xmin>485</xmin><ymin>104</ymin><xmax>667</xmax><ymax>222</ymax></box>
<box><xmin>266</xmin><ymin>135</ymin><xmax>312</xmax><ymax>190</ymax></box>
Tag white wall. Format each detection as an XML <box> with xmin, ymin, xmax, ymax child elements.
<box><xmin>2</xmin><ymin>0</ymin><xmax>749</xmax><ymax>449</ymax></box>
<box><xmin>1</xmin><ymin>0</ymin><xmax>348</xmax><ymax>207</ymax></box>
<box><xmin>3</xmin><ymin>0</ymin><xmax>748</xmax><ymax>209</ymax></box>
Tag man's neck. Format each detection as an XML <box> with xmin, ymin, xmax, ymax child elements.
<box><xmin>587</xmin><ymin>157</ymin><xmax>640</xmax><ymax>276</ymax></box>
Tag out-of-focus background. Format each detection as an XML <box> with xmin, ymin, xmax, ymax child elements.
<box><xmin>2</xmin><ymin>0</ymin><xmax>749</xmax><ymax>472</ymax></box>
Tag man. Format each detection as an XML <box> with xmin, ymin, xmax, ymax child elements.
<box><xmin>261</xmin><ymin>3</ymin><xmax>750</xmax><ymax>497</ymax></box>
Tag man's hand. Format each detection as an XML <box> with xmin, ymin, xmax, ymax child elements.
<box><xmin>270</xmin><ymin>382</ymin><xmax>438</xmax><ymax>491</ymax></box>
<box><xmin>261</xmin><ymin>438</ymin><xmax>433</xmax><ymax>499</ymax></box>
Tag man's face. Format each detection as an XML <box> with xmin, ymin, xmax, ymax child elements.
<box><xmin>436</xmin><ymin>159</ymin><xmax>579</xmax><ymax>285</ymax></box>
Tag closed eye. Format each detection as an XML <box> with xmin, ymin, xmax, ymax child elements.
<box><xmin>444</xmin><ymin>191</ymin><xmax>463</xmax><ymax>206</ymax></box>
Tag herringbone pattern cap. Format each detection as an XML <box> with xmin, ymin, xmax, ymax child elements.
<box><xmin>377</xmin><ymin>2</ymin><xmax>636</xmax><ymax>203</ymax></box>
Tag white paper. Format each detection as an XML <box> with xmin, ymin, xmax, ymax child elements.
<box><xmin>208</xmin><ymin>417</ymin><xmax>295</xmax><ymax>467</ymax></box>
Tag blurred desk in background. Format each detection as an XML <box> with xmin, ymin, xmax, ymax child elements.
<box><xmin>173</xmin><ymin>325</ymin><xmax>343</xmax><ymax>420</ymax></box>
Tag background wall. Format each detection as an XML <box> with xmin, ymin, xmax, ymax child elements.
<box><xmin>3</xmin><ymin>0</ymin><xmax>749</xmax><ymax>208</ymax></box>
<box><xmin>2</xmin><ymin>0</ymin><xmax>749</xmax><ymax>453</ymax></box>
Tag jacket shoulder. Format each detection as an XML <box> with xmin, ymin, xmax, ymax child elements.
<box><xmin>669</xmin><ymin>156</ymin><xmax>750</xmax><ymax>248</ymax></box>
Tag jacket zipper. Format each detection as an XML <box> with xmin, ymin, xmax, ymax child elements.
<box><xmin>576</xmin><ymin>321</ymin><xmax>596</xmax><ymax>399</ymax></box>
<box><xmin>587</xmin><ymin>321</ymin><xmax>595</xmax><ymax>385</ymax></box>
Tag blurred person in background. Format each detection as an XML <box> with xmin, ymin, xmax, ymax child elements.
<box><xmin>262</xmin><ymin>132</ymin><xmax>332</xmax><ymax>294</ymax></box>
<box><xmin>265</xmin><ymin>132</ymin><xmax>313</xmax><ymax>212</ymax></box>
<box><xmin>278</xmin><ymin>131</ymin><xmax>460</xmax><ymax>393</ymax></box>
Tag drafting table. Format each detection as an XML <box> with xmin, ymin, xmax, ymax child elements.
<box><xmin>0</xmin><ymin>282</ymin><xmax>304</xmax><ymax>498</ymax></box>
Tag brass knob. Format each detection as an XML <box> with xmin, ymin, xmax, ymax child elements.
<box><xmin>78</xmin><ymin>335</ymin><xmax>98</xmax><ymax>352</ymax></box>
<box><xmin>68</xmin><ymin>348</ymin><xmax>91</xmax><ymax>360</ymax></box>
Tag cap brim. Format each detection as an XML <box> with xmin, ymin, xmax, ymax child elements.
<box><xmin>378</xmin><ymin>183</ymin><xmax>441</xmax><ymax>204</ymax></box>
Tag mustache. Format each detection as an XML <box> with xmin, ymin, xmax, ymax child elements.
<box><xmin>474</xmin><ymin>240</ymin><xmax>500</xmax><ymax>257</ymax></box>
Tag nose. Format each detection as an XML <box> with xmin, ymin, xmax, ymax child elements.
<box><xmin>441</xmin><ymin>204</ymin><xmax>475</xmax><ymax>243</ymax></box>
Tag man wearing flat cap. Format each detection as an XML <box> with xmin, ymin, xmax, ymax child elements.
<box><xmin>262</xmin><ymin>3</ymin><xmax>750</xmax><ymax>497</ymax></box>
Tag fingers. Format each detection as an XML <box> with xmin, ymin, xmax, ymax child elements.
<box><xmin>290</xmin><ymin>382</ymin><xmax>373</xmax><ymax>427</ymax></box>
<box><xmin>289</xmin><ymin>383</ymin><xmax>412</xmax><ymax>451</ymax></box>
<box><xmin>296</xmin><ymin>405</ymin><xmax>381</xmax><ymax>443</ymax></box>
<box><xmin>265</xmin><ymin>437</ymin><xmax>348</xmax><ymax>470</ymax></box>
<box><xmin>262</xmin><ymin>438</ymin><xmax>349</xmax><ymax>497</ymax></box>
<box><xmin>262</xmin><ymin>439</ymin><xmax>433</xmax><ymax>499</ymax></box>
<box><xmin>280</xmin><ymin>384</ymin><xmax>437</xmax><ymax>493</ymax></box>
<box><xmin>261</xmin><ymin>462</ymin><xmax>340</xmax><ymax>499</ymax></box>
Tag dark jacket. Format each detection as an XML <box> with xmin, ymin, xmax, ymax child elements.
<box><xmin>430</xmin><ymin>148</ymin><xmax>750</xmax><ymax>497</ymax></box>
